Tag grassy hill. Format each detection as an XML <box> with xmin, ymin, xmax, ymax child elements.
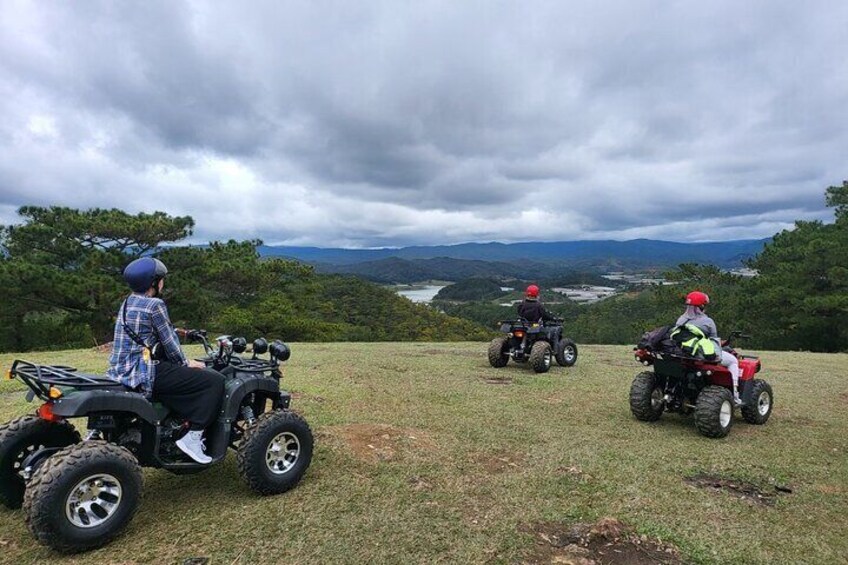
<box><xmin>0</xmin><ymin>344</ymin><xmax>846</xmax><ymax>564</ymax></box>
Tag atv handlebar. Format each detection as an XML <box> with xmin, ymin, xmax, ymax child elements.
<box><xmin>723</xmin><ymin>330</ymin><xmax>752</xmax><ymax>348</ymax></box>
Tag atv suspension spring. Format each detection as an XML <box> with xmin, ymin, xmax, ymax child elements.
<box><xmin>241</xmin><ymin>405</ymin><xmax>256</xmax><ymax>425</ymax></box>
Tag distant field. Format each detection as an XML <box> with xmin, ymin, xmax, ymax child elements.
<box><xmin>0</xmin><ymin>343</ymin><xmax>846</xmax><ymax>564</ymax></box>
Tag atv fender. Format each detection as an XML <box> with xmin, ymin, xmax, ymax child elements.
<box><xmin>51</xmin><ymin>390</ymin><xmax>166</xmax><ymax>424</ymax></box>
<box><xmin>220</xmin><ymin>373</ymin><xmax>290</xmax><ymax>421</ymax></box>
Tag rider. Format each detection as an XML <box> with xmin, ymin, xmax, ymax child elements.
<box><xmin>676</xmin><ymin>291</ymin><xmax>742</xmax><ymax>405</ymax></box>
<box><xmin>517</xmin><ymin>284</ymin><xmax>556</xmax><ymax>323</ymax></box>
<box><xmin>107</xmin><ymin>257</ymin><xmax>224</xmax><ymax>464</ymax></box>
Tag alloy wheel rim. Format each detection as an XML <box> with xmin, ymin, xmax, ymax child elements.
<box><xmin>266</xmin><ymin>432</ymin><xmax>301</xmax><ymax>475</ymax></box>
<box><xmin>720</xmin><ymin>400</ymin><xmax>732</xmax><ymax>428</ymax></box>
<box><xmin>757</xmin><ymin>391</ymin><xmax>771</xmax><ymax>415</ymax></box>
<box><xmin>563</xmin><ymin>346</ymin><xmax>575</xmax><ymax>363</ymax></box>
<box><xmin>65</xmin><ymin>474</ymin><xmax>123</xmax><ymax>529</ymax></box>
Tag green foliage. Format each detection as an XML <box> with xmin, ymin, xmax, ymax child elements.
<box><xmin>434</xmin><ymin>278</ymin><xmax>507</xmax><ymax>302</ymax></box>
<box><xmin>0</xmin><ymin>207</ymin><xmax>194</xmax><ymax>350</ymax></box>
<box><xmin>746</xmin><ymin>181</ymin><xmax>848</xmax><ymax>351</ymax></box>
<box><xmin>0</xmin><ymin>208</ymin><xmax>485</xmax><ymax>351</ymax></box>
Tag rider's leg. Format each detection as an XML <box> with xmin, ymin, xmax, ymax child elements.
<box><xmin>154</xmin><ymin>362</ymin><xmax>225</xmax><ymax>463</ymax></box>
<box><xmin>719</xmin><ymin>351</ymin><xmax>742</xmax><ymax>405</ymax></box>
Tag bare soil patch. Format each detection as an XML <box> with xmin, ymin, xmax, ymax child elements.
<box><xmin>483</xmin><ymin>376</ymin><xmax>513</xmax><ymax>385</ymax></box>
<box><xmin>474</xmin><ymin>451</ymin><xmax>523</xmax><ymax>473</ymax></box>
<box><xmin>522</xmin><ymin>517</ymin><xmax>681</xmax><ymax>564</ymax></box>
<box><xmin>290</xmin><ymin>391</ymin><xmax>326</xmax><ymax>403</ymax></box>
<box><xmin>684</xmin><ymin>473</ymin><xmax>792</xmax><ymax>506</ymax></box>
<box><xmin>815</xmin><ymin>484</ymin><xmax>845</xmax><ymax>495</ymax></box>
<box><xmin>422</xmin><ymin>348</ymin><xmax>467</xmax><ymax>356</ymax></box>
<box><xmin>328</xmin><ymin>423</ymin><xmax>435</xmax><ymax>463</ymax></box>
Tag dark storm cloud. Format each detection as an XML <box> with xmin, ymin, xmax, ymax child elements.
<box><xmin>0</xmin><ymin>1</ymin><xmax>845</xmax><ymax>246</ymax></box>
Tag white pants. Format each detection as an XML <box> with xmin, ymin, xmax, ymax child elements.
<box><xmin>719</xmin><ymin>350</ymin><xmax>740</xmax><ymax>389</ymax></box>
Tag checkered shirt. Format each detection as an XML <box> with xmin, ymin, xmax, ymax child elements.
<box><xmin>106</xmin><ymin>294</ymin><xmax>187</xmax><ymax>394</ymax></box>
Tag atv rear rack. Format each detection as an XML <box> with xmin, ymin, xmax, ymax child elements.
<box><xmin>9</xmin><ymin>360</ymin><xmax>123</xmax><ymax>400</ymax></box>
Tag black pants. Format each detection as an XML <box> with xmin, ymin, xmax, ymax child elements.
<box><xmin>153</xmin><ymin>362</ymin><xmax>225</xmax><ymax>430</ymax></box>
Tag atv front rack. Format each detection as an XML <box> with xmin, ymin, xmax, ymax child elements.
<box><xmin>9</xmin><ymin>360</ymin><xmax>123</xmax><ymax>400</ymax></box>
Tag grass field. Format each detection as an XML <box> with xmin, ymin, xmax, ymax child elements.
<box><xmin>0</xmin><ymin>343</ymin><xmax>846</xmax><ymax>564</ymax></box>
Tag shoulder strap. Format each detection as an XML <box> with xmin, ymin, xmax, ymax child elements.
<box><xmin>121</xmin><ymin>299</ymin><xmax>152</xmax><ymax>352</ymax></box>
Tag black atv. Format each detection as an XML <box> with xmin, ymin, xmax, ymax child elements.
<box><xmin>0</xmin><ymin>331</ymin><xmax>313</xmax><ymax>553</ymax></box>
<box><xmin>488</xmin><ymin>317</ymin><xmax>578</xmax><ymax>373</ymax></box>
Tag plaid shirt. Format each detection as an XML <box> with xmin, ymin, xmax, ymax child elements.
<box><xmin>107</xmin><ymin>294</ymin><xmax>187</xmax><ymax>395</ymax></box>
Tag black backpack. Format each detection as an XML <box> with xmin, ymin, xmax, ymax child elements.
<box><xmin>637</xmin><ymin>325</ymin><xmax>672</xmax><ymax>351</ymax></box>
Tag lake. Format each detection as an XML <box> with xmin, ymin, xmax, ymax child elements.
<box><xmin>395</xmin><ymin>285</ymin><xmax>447</xmax><ymax>303</ymax></box>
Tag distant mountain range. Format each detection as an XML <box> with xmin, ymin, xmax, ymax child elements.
<box><xmin>258</xmin><ymin>238</ymin><xmax>768</xmax><ymax>283</ymax></box>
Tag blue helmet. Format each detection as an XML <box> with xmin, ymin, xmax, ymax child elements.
<box><xmin>123</xmin><ymin>258</ymin><xmax>168</xmax><ymax>293</ymax></box>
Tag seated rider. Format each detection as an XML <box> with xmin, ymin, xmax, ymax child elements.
<box><xmin>517</xmin><ymin>284</ymin><xmax>556</xmax><ymax>323</ymax></box>
<box><xmin>107</xmin><ymin>257</ymin><xmax>225</xmax><ymax>464</ymax></box>
<box><xmin>676</xmin><ymin>291</ymin><xmax>742</xmax><ymax>406</ymax></box>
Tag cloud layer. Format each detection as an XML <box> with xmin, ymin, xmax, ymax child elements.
<box><xmin>1</xmin><ymin>1</ymin><xmax>845</xmax><ymax>246</ymax></box>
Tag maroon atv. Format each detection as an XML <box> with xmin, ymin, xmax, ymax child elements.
<box><xmin>630</xmin><ymin>331</ymin><xmax>773</xmax><ymax>438</ymax></box>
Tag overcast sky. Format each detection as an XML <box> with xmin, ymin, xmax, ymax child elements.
<box><xmin>0</xmin><ymin>1</ymin><xmax>845</xmax><ymax>247</ymax></box>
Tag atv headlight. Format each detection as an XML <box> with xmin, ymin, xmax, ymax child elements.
<box><xmin>232</xmin><ymin>337</ymin><xmax>247</xmax><ymax>354</ymax></box>
<box><xmin>270</xmin><ymin>340</ymin><xmax>291</xmax><ymax>362</ymax></box>
<box><xmin>253</xmin><ymin>338</ymin><xmax>268</xmax><ymax>355</ymax></box>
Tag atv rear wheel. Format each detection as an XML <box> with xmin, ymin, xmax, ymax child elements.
<box><xmin>487</xmin><ymin>336</ymin><xmax>509</xmax><ymax>368</ymax></box>
<box><xmin>238</xmin><ymin>410</ymin><xmax>313</xmax><ymax>496</ymax></box>
<box><xmin>694</xmin><ymin>386</ymin><xmax>734</xmax><ymax>438</ymax></box>
<box><xmin>23</xmin><ymin>442</ymin><xmax>142</xmax><ymax>553</ymax></box>
<box><xmin>555</xmin><ymin>339</ymin><xmax>578</xmax><ymax>367</ymax></box>
<box><xmin>529</xmin><ymin>341</ymin><xmax>552</xmax><ymax>373</ymax></box>
<box><xmin>0</xmin><ymin>415</ymin><xmax>80</xmax><ymax>509</ymax></box>
<box><xmin>741</xmin><ymin>379</ymin><xmax>773</xmax><ymax>425</ymax></box>
<box><xmin>629</xmin><ymin>371</ymin><xmax>665</xmax><ymax>422</ymax></box>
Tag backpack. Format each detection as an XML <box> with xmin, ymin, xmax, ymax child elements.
<box><xmin>670</xmin><ymin>324</ymin><xmax>719</xmax><ymax>361</ymax></box>
<box><xmin>637</xmin><ymin>325</ymin><xmax>672</xmax><ymax>351</ymax></box>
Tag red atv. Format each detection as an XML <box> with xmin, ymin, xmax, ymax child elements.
<box><xmin>630</xmin><ymin>331</ymin><xmax>773</xmax><ymax>438</ymax></box>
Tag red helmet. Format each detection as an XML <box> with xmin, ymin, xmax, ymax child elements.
<box><xmin>525</xmin><ymin>285</ymin><xmax>540</xmax><ymax>299</ymax></box>
<box><xmin>685</xmin><ymin>291</ymin><xmax>710</xmax><ymax>308</ymax></box>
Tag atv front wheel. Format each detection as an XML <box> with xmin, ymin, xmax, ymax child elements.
<box><xmin>23</xmin><ymin>442</ymin><xmax>142</xmax><ymax>553</ymax></box>
<box><xmin>629</xmin><ymin>371</ymin><xmax>665</xmax><ymax>422</ymax></box>
<box><xmin>555</xmin><ymin>339</ymin><xmax>578</xmax><ymax>367</ymax></box>
<box><xmin>0</xmin><ymin>415</ymin><xmax>80</xmax><ymax>509</ymax></box>
<box><xmin>487</xmin><ymin>336</ymin><xmax>509</xmax><ymax>368</ymax></box>
<box><xmin>694</xmin><ymin>386</ymin><xmax>734</xmax><ymax>438</ymax></box>
<box><xmin>741</xmin><ymin>379</ymin><xmax>773</xmax><ymax>425</ymax></box>
<box><xmin>529</xmin><ymin>341</ymin><xmax>552</xmax><ymax>373</ymax></box>
<box><xmin>238</xmin><ymin>410</ymin><xmax>314</xmax><ymax>496</ymax></box>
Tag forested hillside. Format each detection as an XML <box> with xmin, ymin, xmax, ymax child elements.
<box><xmin>0</xmin><ymin>209</ymin><xmax>488</xmax><ymax>352</ymax></box>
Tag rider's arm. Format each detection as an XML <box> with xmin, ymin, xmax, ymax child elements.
<box><xmin>704</xmin><ymin>316</ymin><xmax>722</xmax><ymax>346</ymax></box>
<box><xmin>151</xmin><ymin>301</ymin><xmax>188</xmax><ymax>366</ymax></box>
<box><xmin>541</xmin><ymin>305</ymin><xmax>556</xmax><ymax>321</ymax></box>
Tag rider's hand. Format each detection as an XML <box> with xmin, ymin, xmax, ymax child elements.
<box><xmin>187</xmin><ymin>359</ymin><xmax>206</xmax><ymax>370</ymax></box>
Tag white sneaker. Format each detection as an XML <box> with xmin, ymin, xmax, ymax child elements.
<box><xmin>733</xmin><ymin>391</ymin><xmax>743</xmax><ymax>406</ymax></box>
<box><xmin>176</xmin><ymin>430</ymin><xmax>212</xmax><ymax>464</ymax></box>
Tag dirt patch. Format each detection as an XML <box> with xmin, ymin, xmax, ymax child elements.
<box><xmin>422</xmin><ymin>348</ymin><xmax>467</xmax><ymax>356</ymax></box>
<box><xmin>290</xmin><ymin>391</ymin><xmax>326</xmax><ymax>403</ymax></box>
<box><xmin>328</xmin><ymin>423</ymin><xmax>435</xmax><ymax>463</ymax></box>
<box><xmin>483</xmin><ymin>377</ymin><xmax>513</xmax><ymax>385</ymax></box>
<box><xmin>474</xmin><ymin>451</ymin><xmax>523</xmax><ymax>473</ymax></box>
<box><xmin>522</xmin><ymin>517</ymin><xmax>681</xmax><ymax>564</ymax></box>
<box><xmin>814</xmin><ymin>484</ymin><xmax>845</xmax><ymax>495</ymax></box>
<box><xmin>556</xmin><ymin>465</ymin><xmax>592</xmax><ymax>481</ymax></box>
<box><xmin>684</xmin><ymin>473</ymin><xmax>792</xmax><ymax>506</ymax></box>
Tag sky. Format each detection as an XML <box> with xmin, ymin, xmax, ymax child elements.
<box><xmin>0</xmin><ymin>1</ymin><xmax>846</xmax><ymax>248</ymax></box>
